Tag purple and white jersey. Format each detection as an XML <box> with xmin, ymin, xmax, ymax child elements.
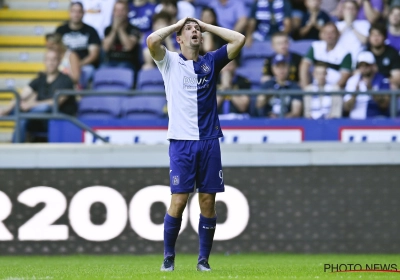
<box><xmin>154</xmin><ymin>45</ymin><xmax>231</xmax><ymax>140</ymax></box>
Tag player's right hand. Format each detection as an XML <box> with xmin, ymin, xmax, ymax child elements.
<box><xmin>175</xmin><ymin>17</ymin><xmax>189</xmax><ymax>32</ymax></box>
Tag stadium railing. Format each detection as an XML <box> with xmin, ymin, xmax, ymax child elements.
<box><xmin>0</xmin><ymin>88</ymin><xmax>399</xmax><ymax>143</ymax></box>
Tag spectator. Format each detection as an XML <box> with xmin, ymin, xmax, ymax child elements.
<box><xmin>344</xmin><ymin>51</ymin><xmax>390</xmax><ymax>119</ymax></box>
<box><xmin>200</xmin><ymin>7</ymin><xmax>225</xmax><ymax>54</ymax></box>
<box><xmin>128</xmin><ymin>0</ymin><xmax>156</xmax><ymax>34</ymax></box>
<box><xmin>103</xmin><ymin>1</ymin><xmax>142</xmax><ymax>72</ymax></box>
<box><xmin>300</xmin><ymin>22</ymin><xmax>352</xmax><ymax>89</ymax></box>
<box><xmin>141</xmin><ymin>11</ymin><xmax>178</xmax><ymax>70</ymax></box>
<box><xmin>56</xmin><ymin>2</ymin><xmax>101</xmax><ymax>88</ymax></box>
<box><xmin>299</xmin><ymin>0</ymin><xmax>331</xmax><ymax>40</ymax></box>
<box><xmin>155</xmin><ymin>0</ymin><xmax>195</xmax><ymax>20</ymax></box>
<box><xmin>367</xmin><ymin>22</ymin><xmax>400</xmax><ymax>88</ymax></box>
<box><xmin>333</xmin><ymin>0</ymin><xmax>383</xmax><ymax>23</ymax></box>
<box><xmin>336</xmin><ymin>0</ymin><xmax>370</xmax><ymax>67</ymax></box>
<box><xmin>209</xmin><ymin>0</ymin><xmax>247</xmax><ymax>33</ymax></box>
<box><xmin>261</xmin><ymin>32</ymin><xmax>302</xmax><ymax>83</ymax></box>
<box><xmin>217</xmin><ymin>59</ymin><xmax>251</xmax><ymax>116</ymax></box>
<box><xmin>387</xmin><ymin>5</ymin><xmax>400</xmax><ymax>52</ymax></box>
<box><xmin>246</xmin><ymin>0</ymin><xmax>291</xmax><ymax>45</ymax></box>
<box><xmin>74</xmin><ymin>0</ymin><xmax>116</xmax><ymax>39</ymax></box>
<box><xmin>45</xmin><ymin>33</ymin><xmax>81</xmax><ymax>86</ymax></box>
<box><xmin>0</xmin><ymin>50</ymin><xmax>76</xmax><ymax>142</ymax></box>
<box><xmin>256</xmin><ymin>54</ymin><xmax>303</xmax><ymax>118</ymax></box>
<box><xmin>290</xmin><ymin>0</ymin><xmax>307</xmax><ymax>34</ymax></box>
<box><xmin>303</xmin><ymin>62</ymin><xmax>342</xmax><ymax>119</ymax></box>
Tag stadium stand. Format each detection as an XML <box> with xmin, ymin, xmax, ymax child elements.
<box><xmin>0</xmin><ymin>0</ymin><xmax>69</xmax><ymax>141</ymax></box>
<box><xmin>93</xmin><ymin>68</ymin><xmax>134</xmax><ymax>91</ymax></box>
<box><xmin>78</xmin><ymin>96</ymin><xmax>123</xmax><ymax>119</ymax></box>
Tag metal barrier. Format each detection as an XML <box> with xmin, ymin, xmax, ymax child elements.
<box><xmin>54</xmin><ymin>89</ymin><xmax>399</xmax><ymax>117</ymax></box>
<box><xmin>1</xmin><ymin>88</ymin><xmax>399</xmax><ymax>143</ymax></box>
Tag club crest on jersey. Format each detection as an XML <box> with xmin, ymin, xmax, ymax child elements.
<box><xmin>172</xmin><ymin>175</ymin><xmax>180</xmax><ymax>185</ymax></box>
<box><xmin>200</xmin><ymin>63</ymin><xmax>211</xmax><ymax>73</ymax></box>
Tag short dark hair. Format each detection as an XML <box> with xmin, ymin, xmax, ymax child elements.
<box><xmin>70</xmin><ymin>1</ymin><xmax>83</xmax><ymax>10</ymax></box>
<box><xmin>389</xmin><ymin>5</ymin><xmax>400</xmax><ymax>14</ymax></box>
<box><xmin>271</xmin><ymin>31</ymin><xmax>289</xmax><ymax>41</ymax></box>
<box><xmin>177</xmin><ymin>19</ymin><xmax>199</xmax><ymax>36</ymax></box>
<box><xmin>152</xmin><ymin>11</ymin><xmax>172</xmax><ymax>24</ymax></box>
<box><xmin>201</xmin><ymin>7</ymin><xmax>218</xmax><ymax>26</ymax></box>
<box><xmin>314</xmin><ymin>62</ymin><xmax>328</xmax><ymax>69</ymax></box>
<box><xmin>343</xmin><ymin>0</ymin><xmax>359</xmax><ymax>10</ymax></box>
<box><xmin>369</xmin><ymin>22</ymin><xmax>387</xmax><ymax>38</ymax></box>
<box><xmin>160</xmin><ymin>0</ymin><xmax>177</xmax><ymax>8</ymax></box>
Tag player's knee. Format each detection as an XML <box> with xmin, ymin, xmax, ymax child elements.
<box><xmin>199</xmin><ymin>198</ymin><xmax>216</xmax><ymax>216</ymax></box>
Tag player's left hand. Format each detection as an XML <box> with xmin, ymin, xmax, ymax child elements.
<box><xmin>190</xmin><ymin>18</ymin><xmax>207</xmax><ymax>33</ymax></box>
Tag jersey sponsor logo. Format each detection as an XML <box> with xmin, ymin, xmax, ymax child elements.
<box><xmin>183</xmin><ymin>76</ymin><xmax>209</xmax><ymax>90</ymax></box>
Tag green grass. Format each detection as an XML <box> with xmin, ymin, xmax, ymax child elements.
<box><xmin>0</xmin><ymin>254</ymin><xmax>399</xmax><ymax>279</ymax></box>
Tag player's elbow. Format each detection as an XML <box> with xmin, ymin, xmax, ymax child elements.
<box><xmin>146</xmin><ymin>34</ymin><xmax>158</xmax><ymax>49</ymax></box>
<box><xmin>236</xmin><ymin>33</ymin><xmax>246</xmax><ymax>48</ymax></box>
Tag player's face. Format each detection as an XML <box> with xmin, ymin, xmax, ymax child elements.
<box><xmin>44</xmin><ymin>51</ymin><xmax>61</xmax><ymax>74</ymax></box>
<box><xmin>178</xmin><ymin>22</ymin><xmax>203</xmax><ymax>49</ymax></box>
<box><xmin>70</xmin><ymin>4</ymin><xmax>84</xmax><ymax>24</ymax></box>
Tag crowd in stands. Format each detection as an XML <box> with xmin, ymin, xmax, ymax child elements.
<box><xmin>1</xmin><ymin>0</ymin><xmax>400</xmax><ymax>142</ymax></box>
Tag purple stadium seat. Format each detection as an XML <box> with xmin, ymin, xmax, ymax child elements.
<box><xmin>235</xmin><ymin>64</ymin><xmax>263</xmax><ymax>90</ymax></box>
<box><xmin>289</xmin><ymin>40</ymin><xmax>314</xmax><ymax>56</ymax></box>
<box><xmin>93</xmin><ymin>67</ymin><xmax>134</xmax><ymax>90</ymax></box>
<box><xmin>122</xmin><ymin>96</ymin><xmax>166</xmax><ymax>119</ymax></box>
<box><xmin>78</xmin><ymin>96</ymin><xmax>123</xmax><ymax>119</ymax></box>
<box><xmin>136</xmin><ymin>68</ymin><xmax>165</xmax><ymax>91</ymax></box>
<box><xmin>241</xmin><ymin>41</ymin><xmax>274</xmax><ymax>66</ymax></box>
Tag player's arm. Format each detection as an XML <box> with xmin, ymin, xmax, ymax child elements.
<box><xmin>147</xmin><ymin>17</ymin><xmax>188</xmax><ymax>61</ymax></box>
<box><xmin>196</xmin><ymin>19</ymin><xmax>245</xmax><ymax>60</ymax></box>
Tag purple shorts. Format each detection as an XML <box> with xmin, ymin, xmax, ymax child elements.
<box><xmin>169</xmin><ymin>139</ymin><xmax>225</xmax><ymax>194</ymax></box>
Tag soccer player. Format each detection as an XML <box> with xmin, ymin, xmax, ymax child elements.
<box><xmin>146</xmin><ymin>17</ymin><xmax>245</xmax><ymax>271</ymax></box>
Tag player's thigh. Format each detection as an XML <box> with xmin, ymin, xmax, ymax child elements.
<box><xmin>196</xmin><ymin>139</ymin><xmax>224</xmax><ymax>193</ymax></box>
<box><xmin>169</xmin><ymin>140</ymin><xmax>197</xmax><ymax>193</ymax></box>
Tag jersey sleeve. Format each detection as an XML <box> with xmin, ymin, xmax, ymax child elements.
<box><xmin>340</xmin><ymin>53</ymin><xmax>352</xmax><ymax>72</ymax></box>
<box><xmin>305</xmin><ymin>46</ymin><xmax>314</xmax><ymax>63</ymax></box>
<box><xmin>210</xmin><ymin>44</ymin><xmax>231</xmax><ymax>73</ymax></box>
<box><xmin>153</xmin><ymin>47</ymin><xmax>171</xmax><ymax>75</ymax></box>
<box><xmin>88</xmin><ymin>26</ymin><xmax>101</xmax><ymax>45</ymax></box>
<box><xmin>28</xmin><ymin>75</ymin><xmax>41</xmax><ymax>92</ymax></box>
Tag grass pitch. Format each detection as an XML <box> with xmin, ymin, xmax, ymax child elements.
<box><xmin>0</xmin><ymin>254</ymin><xmax>399</xmax><ymax>279</ymax></box>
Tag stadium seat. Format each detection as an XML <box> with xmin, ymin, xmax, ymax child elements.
<box><xmin>241</xmin><ymin>41</ymin><xmax>273</xmax><ymax>67</ymax></box>
<box><xmin>93</xmin><ymin>68</ymin><xmax>134</xmax><ymax>90</ymax></box>
<box><xmin>235</xmin><ymin>64</ymin><xmax>263</xmax><ymax>90</ymax></box>
<box><xmin>289</xmin><ymin>40</ymin><xmax>314</xmax><ymax>56</ymax></box>
<box><xmin>122</xmin><ymin>96</ymin><xmax>166</xmax><ymax>119</ymax></box>
<box><xmin>78</xmin><ymin>96</ymin><xmax>123</xmax><ymax>119</ymax></box>
<box><xmin>136</xmin><ymin>68</ymin><xmax>164</xmax><ymax>91</ymax></box>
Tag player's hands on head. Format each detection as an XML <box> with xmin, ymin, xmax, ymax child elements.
<box><xmin>175</xmin><ymin>17</ymin><xmax>189</xmax><ymax>32</ymax></box>
<box><xmin>190</xmin><ymin>18</ymin><xmax>207</xmax><ymax>33</ymax></box>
